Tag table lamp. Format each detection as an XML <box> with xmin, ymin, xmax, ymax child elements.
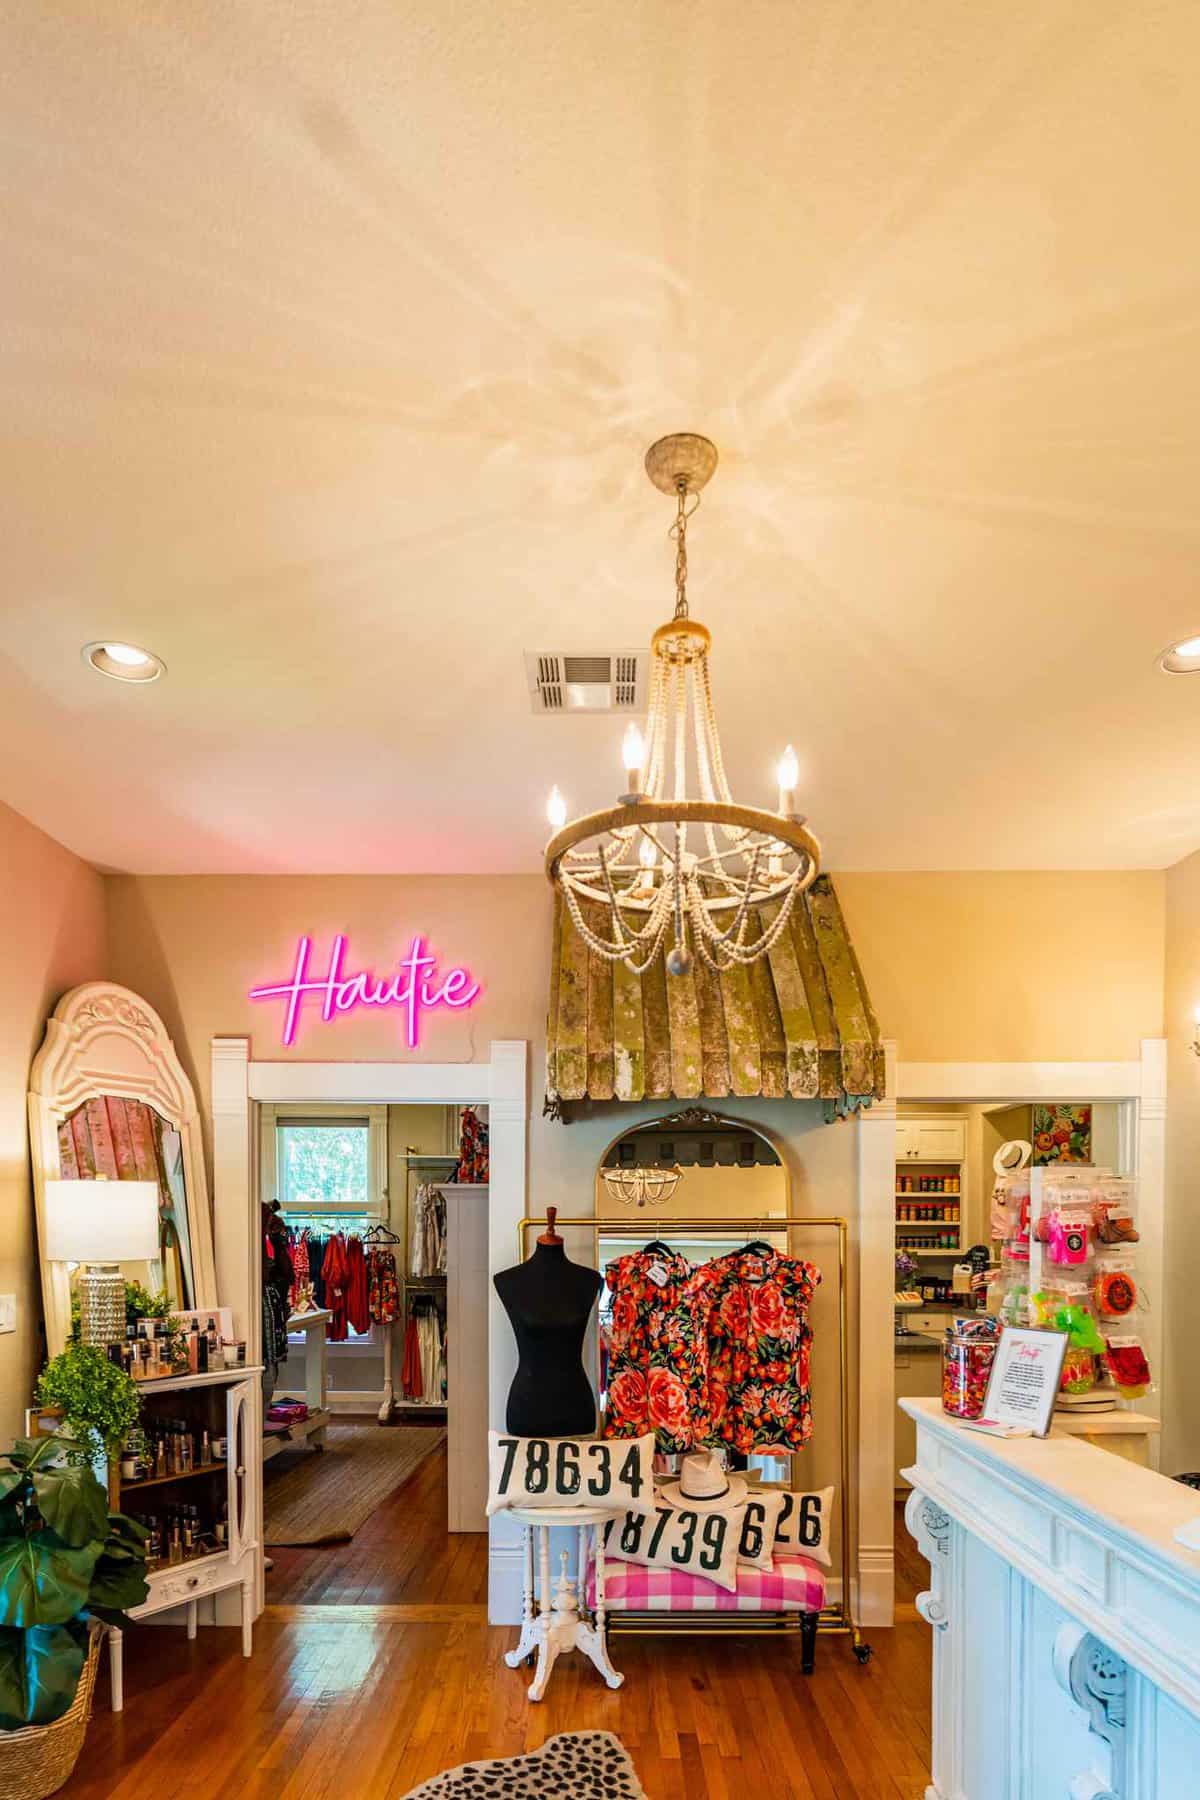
<box><xmin>43</xmin><ymin>1178</ymin><xmax>160</xmax><ymax>1348</ymax></box>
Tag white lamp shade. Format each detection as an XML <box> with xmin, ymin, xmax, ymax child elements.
<box><xmin>43</xmin><ymin>1179</ymin><xmax>160</xmax><ymax>1263</ymax></box>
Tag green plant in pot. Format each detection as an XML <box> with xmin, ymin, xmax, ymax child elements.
<box><xmin>35</xmin><ymin>1346</ymin><xmax>142</xmax><ymax>1471</ymax></box>
<box><xmin>0</xmin><ymin>1435</ymin><xmax>149</xmax><ymax>1730</ymax></box>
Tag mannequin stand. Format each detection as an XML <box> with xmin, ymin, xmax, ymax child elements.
<box><xmin>504</xmin><ymin>1506</ymin><xmax>624</xmax><ymax>1702</ymax></box>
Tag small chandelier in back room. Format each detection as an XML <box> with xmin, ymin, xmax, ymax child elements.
<box><xmin>544</xmin><ymin>434</ymin><xmax>821</xmax><ymax>977</ymax></box>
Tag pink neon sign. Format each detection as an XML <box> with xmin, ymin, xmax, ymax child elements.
<box><xmin>249</xmin><ymin>935</ymin><xmax>481</xmax><ymax>1048</ymax></box>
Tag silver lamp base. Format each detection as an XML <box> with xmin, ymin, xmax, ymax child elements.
<box><xmin>78</xmin><ymin>1263</ymin><xmax>126</xmax><ymax>1349</ymax></box>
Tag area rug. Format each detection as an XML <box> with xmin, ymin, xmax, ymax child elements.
<box><xmin>400</xmin><ymin>1732</ymin><xmax>648</xmax><ymax>1798</ymax></box>
<box><xmin>263</xmin><ymin>1421</ymin><xmax>445</xmax><ymax>1545</ymax></box>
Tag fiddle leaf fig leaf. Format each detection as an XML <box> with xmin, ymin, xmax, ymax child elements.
<box><xmin>32</xmin><ymin>1465</ymin><xmax>110</xmax><ymax>1550</ymax></box>
<box><xmin>105</xmin><ymin>1511</ymin><xmax>149</xmax><ymax>1550</ymax></box>
<box><xmin>0</xmin><ymin>1621</ymin><xmax>88</xmax><ymax>1729</ymax></box>
<box><xmin>87</xmin><ymin>1550</ymin><xmax>149</xmax><ymax>1614</ymax></box>
<box><xmin>0</xmin><ymin>1531</ymin><xmax>99</xmax><ymax>1628</ymax></box>
<box><xmin>0</xmin><ymin>1469</ymin><xmax>26</xmax><ymax>1505</ymax></box>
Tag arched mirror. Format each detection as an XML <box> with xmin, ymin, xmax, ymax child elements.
<box><xmin>29</xmin><ymin>982</ymin><xmax>218</xmax><ymax>1357</ymax></box>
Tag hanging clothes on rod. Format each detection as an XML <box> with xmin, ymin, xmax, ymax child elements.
<box><xmin>410</xmin><ymin>1183</ymin><xmax>447</xmax><ymax>1277</ymax></box>
<box><xmin>401</xmin><ymin>1294</ymin><xmax>445</xmax><ymax>1404</ymax></box>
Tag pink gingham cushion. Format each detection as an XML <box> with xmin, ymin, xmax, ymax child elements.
<box><xmin>586</xmin><ymin>1551</ymin><xmax>826</xmax><ymax>1613</ymax></box>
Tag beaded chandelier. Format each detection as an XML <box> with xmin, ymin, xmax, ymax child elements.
<box><xmin>601</xmin><ymin>1163</ymin><xmax>683</xmax><ymax>1209</ymax></box>
<box><xmin>544</xmin><ymin>434</ymin><xmax>821</xmax><ymax>977</ymax></box>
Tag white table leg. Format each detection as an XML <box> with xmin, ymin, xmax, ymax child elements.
<box><xmin>186</xmin><ymin>1599</ymin><xmax>198</xmax><ymax>1641</ymax></box>
<box><xmin>503</xmin><ymin>1523</ymin><xmax>540</xmax><ymax>1670</ymax></box>
<box><xmin>526</xmin><ymin>1524</ymin><xmax>558</xmax><ymax>1701</ymax></box>
<box><xmin>241</xmin><ymin>1581</ymin><xmax>254</xmax><ymax>1658</ymax></box>
<box><xmin>577</xmin><ymin>1522</ymin><xmax>624</xmax><ymax>1690</ymax></box>
<box><xmin>109</xmin><ymin>1626</ymin><xmax>124</xmax><ymax>1713</ymax></box>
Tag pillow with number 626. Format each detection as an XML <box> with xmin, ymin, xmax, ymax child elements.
<box><xmin>773</xmin><ymin>1486</ymin><xmax>834</xmax><ymax>1568</ymax></box>
<box><xmin>486</xmin><ymin>1431</ymin><xmax>656</xmax><ymax>1517</ymax></box>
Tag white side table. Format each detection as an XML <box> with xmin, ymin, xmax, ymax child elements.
<box><xmin>504</xmin><ymin>1505</ymin><xmax>624</xmax><ymax>1702</ymax></box>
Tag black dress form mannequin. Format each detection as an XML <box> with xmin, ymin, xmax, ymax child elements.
<box><xmin>494</xmin><ymin>1208</ymin><xmax>603</xmax><ymax>1436</ymax></box>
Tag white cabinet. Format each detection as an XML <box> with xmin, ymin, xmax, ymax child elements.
<box><xmin>895</xmin><ymin>1117</ymin><xmax>966</xmax><ymax>1162</ymax></box>
<box><xmin>108</xmin><ymin>1368</ymin><xmax>259</xmax><ymax>1710</ymax></box>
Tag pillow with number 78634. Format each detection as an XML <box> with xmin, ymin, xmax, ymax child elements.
<box><xmin>486</xmin><ymin>1431</ymin><xmax>656</xmax><ymax>1517</ymax></box>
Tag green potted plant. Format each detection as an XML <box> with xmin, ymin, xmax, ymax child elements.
<box><xmin>0</xmin><ymin>1435</ymin><xmax>148</xmax><ymax>1797</ymax></box>
<box><xmin>35</xmin><ymin>1346</ymin><xmax>142</xmax><ymax>1477</ymax></box>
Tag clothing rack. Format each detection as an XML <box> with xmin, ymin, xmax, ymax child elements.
<box><xmin>517</xmin><ymin>1212</ymin><xmax>868</xmax><ymax>1662</ymax></box>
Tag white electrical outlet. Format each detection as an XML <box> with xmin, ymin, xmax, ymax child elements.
<box><xmin>0</xmin><ymin>1295</ymin><xmax>16</xmax><ymax>1334</ymax></box>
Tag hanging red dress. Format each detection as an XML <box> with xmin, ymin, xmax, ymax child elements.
<box><xmin>321</xmin><ymin>1234</ymin><xmax>351</xmax><ymax>1341</ymax></box>
<box><xmin>345</xmin><ymin>1235</ymin><xmax>370</xmax><ymax>1335</ymax></box>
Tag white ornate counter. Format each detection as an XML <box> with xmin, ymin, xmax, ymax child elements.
<box><xmin>901</xmin><ymin>1396</ymin><xmax>1200</xmax><ymax>1800</ymax></box>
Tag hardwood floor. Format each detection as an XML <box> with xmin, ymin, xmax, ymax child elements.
<box><xmin>62</xmin><ymin>1442</ymin><xmax>932</xmax><ymax>1799</ymax></box>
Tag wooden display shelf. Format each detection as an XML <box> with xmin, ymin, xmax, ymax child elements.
<box><xmin>120</xmin><ymin>1460</ymin><xmax>227</xmax><ymax>1494</ymax></box>
<box><xmin>894</xmin><ymin>1216</ymin><xmax>960</xmax><ymax>1226</ymax></box>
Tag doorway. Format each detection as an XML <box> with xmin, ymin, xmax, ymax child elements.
<box><xmin>258</xmin><ymin>1100</ymin><xmax>488</xmax><ymax>1604</ymax></box>
<box><xmin>210</xmin><ymin>1044</ymin><xmax>528</xmax><ymax>1620</ymax></box>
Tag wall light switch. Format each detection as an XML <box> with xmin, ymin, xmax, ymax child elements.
<box><xmin>0</xmin><ymin>1296</ymin><xmax>15</xmax><ymax>1334</ymax></box>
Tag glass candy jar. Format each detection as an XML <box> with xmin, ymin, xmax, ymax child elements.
<box><xmin>942</xmin><ymin>1321</ymin><xmax>999</xmax><ymax>1420</ymax></box>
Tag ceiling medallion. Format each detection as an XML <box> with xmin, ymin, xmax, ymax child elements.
<box><xmin>601</xmin><ymin>1164</ymin><xmax>683</xmax><ymax>1209</ymax></box>
<box><xmin>544</xmin><ymin>433</ymin><xmax>821</xmax><ymax>977</ymax></box>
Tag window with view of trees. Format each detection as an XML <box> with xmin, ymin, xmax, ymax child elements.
<box><xmin>278</xmin><ymin>1121</ymin><xmax>370</xmax><ymax>1210</ymax></box>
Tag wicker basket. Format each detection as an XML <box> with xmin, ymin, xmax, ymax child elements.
<box><xmin>0</xmin><ymin>1625</ymin><xmax>102</xmax><ymax>1800</ymax></box>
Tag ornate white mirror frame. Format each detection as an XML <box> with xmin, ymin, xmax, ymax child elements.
<box><xmin>28</xmin><ymin>981</ymin><xmax>219</xmax><ymax>1358</ymax></box>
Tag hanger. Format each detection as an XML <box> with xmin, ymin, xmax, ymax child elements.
<box><xmin>739</xmin><ymin>1240</ymin><xmax>776</xmax><ymax>1257</ymax></box>
<box><xmin>362</xmin><ymin>1220</ymin><xmax>401</xmax><ymax>1244</ymax></box>
<box><xmin>537</xmin><ymin>1205</ymin><xmax>563</xmax><ymax>1246</ymax></box>
<box><xmin>641</xmin><ymin>1240</ymin><xmax>674</xmax><ymax>1259</ymax></box>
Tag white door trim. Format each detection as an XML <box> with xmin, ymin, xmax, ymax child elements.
<box><xmin>210</xmin><ymin>1039</ymin><xmax>529</xmax><ymax>1625</ymax></box>
<box><xmin>861</xmin><ymin>1040</ymin><xmax>1167</xmax><ymax>1629</ymax></box>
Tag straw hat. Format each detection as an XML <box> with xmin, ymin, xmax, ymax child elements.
<box><xmin>657</xmin><ymin>1450</ymin><xmax>748</xmax><ymax>1512</ymax></box>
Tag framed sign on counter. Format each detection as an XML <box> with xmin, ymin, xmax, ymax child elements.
<box><xmin>979</xmin><ymin>1327</ymin><xmax>1067</xmax><ymax>1436</ymax></box>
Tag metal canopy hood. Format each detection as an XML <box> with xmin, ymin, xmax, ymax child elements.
<box><xmin>545</xmin><ymin>874</ymin><xmax>884</xmax><ymax>1121</ymax></box>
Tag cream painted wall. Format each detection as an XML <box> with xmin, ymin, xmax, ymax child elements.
<box><xmin>838</xmin><ymin>871</ymin><xmax>1164</xmax><ymax>1062</ymax></box>
<box><xmin>1164</xmin><ymin>849</ymin><xmax>1200</xmax><ymax>1475</ymax></box>
<box><xmin>0</xmin><ymin>801</ymin><xmax>107</xmax><ymax>1445</ymax></box>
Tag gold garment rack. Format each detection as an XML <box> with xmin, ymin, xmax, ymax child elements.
<box><xmin>517</xmin><ymin>1213</ymin><xmax>870</xmax><ymax>1663</ymax></box>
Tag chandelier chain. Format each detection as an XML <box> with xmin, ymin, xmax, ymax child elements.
<box><xmin>669</xmin><ymin>480</ymin><xmax>698</xmax><ymax>620</ymax></box>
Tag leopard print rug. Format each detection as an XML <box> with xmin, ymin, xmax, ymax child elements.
<box><xmin>399</xmin><ymin>1731</ymin><xmax>648</xmax><ymax>1797</ymax></box>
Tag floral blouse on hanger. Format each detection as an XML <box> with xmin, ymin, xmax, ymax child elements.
<box><xmin>602</xmin><ymin>1247</ymin><xmax>702</xmax><ymax>1454</ymax></box>
<box><xmin>684</xmin><ymin>1247</ymin><xmax>821</xmax><ymax>1455</ymax></box>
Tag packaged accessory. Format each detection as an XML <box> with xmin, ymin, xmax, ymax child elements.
<box><xmin>1046</xmin><ymin>1205</ymin><xmax>1090</xmax><ymax>1267</ymax></box>
<box><xmin>1093</xmin><ymin>1262</ymin><xmax>1138</xmax><ymax>1318</ymax></box>
<box><xmin>1052</xmin><ymin>1301</ymin><xmax>1105</xmax><ymax>1394</ymax></box>
<box><xmin>1104</xmin><ymin>1336</ymin><xmax>1152</xmax><ymax>1399</ymax></box>
<box><xmin>1093</xmin><ymin>1178</ymin><xmax>1140</xmax><ymax>1245</ymax></box>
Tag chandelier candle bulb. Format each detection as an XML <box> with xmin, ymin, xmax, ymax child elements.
<box><xmin>620</xmin><ymin>722</ymin><xmax>646</xmax><ymax>802</ymax></box>
<box><xmin>776</xmin><ymin>745</ymin><xmax>800</xmax><ymax>816</ymax></box>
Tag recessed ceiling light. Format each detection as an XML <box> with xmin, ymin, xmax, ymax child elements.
<box><xmin>82</xmin><ymin>641</ymin><xmax>165</xmax><ymax>683</ymax></box>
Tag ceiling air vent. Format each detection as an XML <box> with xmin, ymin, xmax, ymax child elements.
<box><xmin>525</xmin><ymin>651</ymin><xmax>646</xmax><ymax>715</ymax></box>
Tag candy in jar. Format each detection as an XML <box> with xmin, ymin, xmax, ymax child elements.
<box><xmin>942</xmin><ymin>1318</ymin><xmax>1000</xmax><ymax>1420</ymax></box>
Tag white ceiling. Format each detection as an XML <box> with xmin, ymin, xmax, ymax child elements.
<box><xmin>3</xmin><ymin>2</ymin><xmax>1200</xmax><ymax>874</ymax></box>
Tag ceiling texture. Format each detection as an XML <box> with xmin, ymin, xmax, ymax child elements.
<box><xmin>3</xmin><ymin>1</ymin><xmax>1199</xmax><ymax>874</ymax></box>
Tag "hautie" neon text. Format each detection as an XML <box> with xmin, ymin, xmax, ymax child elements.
<box><xmin>249</xmin><ymin>934</ymin><xmax>481</xmax><ymax>1047</ymax></box>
